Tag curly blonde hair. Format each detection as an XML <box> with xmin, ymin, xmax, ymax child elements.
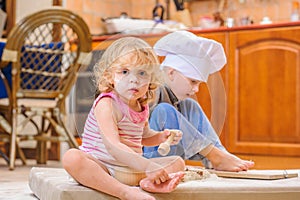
<box><xmin>93</xmin><ymin>37</ymin><xmax>161</xmax><ymax>105</ymax></box>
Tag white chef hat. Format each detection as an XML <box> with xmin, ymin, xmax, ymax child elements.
<box><xmin>154</xmin><ymin>30</ymin><xmax>227</xmax><ymax>82</ymax></box>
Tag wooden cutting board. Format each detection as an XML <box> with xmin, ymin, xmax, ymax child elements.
<box><xmin>208</xmin><ymin>169</ymin><xmax>299</xmax><ymax>180</ymax></box>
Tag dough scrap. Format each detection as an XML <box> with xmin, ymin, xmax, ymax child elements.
<box><xmin>182</xmin><ymin>167</ymin><xmax>211</xmax><ymax>182</ymax></box>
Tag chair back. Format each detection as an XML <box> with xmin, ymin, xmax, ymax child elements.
<box><xmin>2</xmin><ymin>7</ymin><xmax>92</xmax><ymax>107</ymax></box>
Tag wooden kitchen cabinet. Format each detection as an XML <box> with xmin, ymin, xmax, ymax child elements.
<box><xmin>227</xmin><ymin>26</ymin><xmax>300</xmax><ymax>156</ymax></box>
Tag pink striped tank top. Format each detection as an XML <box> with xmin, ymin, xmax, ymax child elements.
<box><xmin>79</xmin><ymin>92</ymin><xmax>151</xmax><ymax>167</ymax></box>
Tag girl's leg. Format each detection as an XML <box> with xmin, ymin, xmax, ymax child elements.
<box><xmin>62</xmin><ymin>149</ymin><xmax>155</xmax><ymax>200</ymax></box>
<box><xmin>139</xmin><ymin>156</ymin><xmax>185</xmax><ymax>193</ymax></box>
<box><xmin>151</xmin><ymin>155</ymin><xmax>185</xmax><ymax>173</ymax></box>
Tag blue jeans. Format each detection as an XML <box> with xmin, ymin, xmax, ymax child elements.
<box><xmin>143</xmin><ymin>98</ymin><xmax>226</xmax><ymax>168</ymax></box>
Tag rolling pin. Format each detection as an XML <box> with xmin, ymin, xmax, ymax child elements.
<box><xmin>158</xmin><ymin>131</ymin><xmax>176</xmax><ymax>156</ymax></box>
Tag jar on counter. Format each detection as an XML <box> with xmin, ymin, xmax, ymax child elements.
<box><xmin>225</xmin><ymin>18</ymin><xmax>235</xmax><ymax>28</ymax></box>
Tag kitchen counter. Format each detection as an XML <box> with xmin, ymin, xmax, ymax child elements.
<box><xmin>92</xmin><ymin>21</ymin><xmax>300</xmax><ymax>43</ymax></box>
<box><xmin>190</xmin><ymin>20</ymin><xmax>300</xmax><ymax>33</ymax></box>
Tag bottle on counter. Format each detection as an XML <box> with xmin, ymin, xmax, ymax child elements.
<box><xmin>290</xmin><ymin>1</ymin><xmax>300</xmax><ymax>21</ymax></box>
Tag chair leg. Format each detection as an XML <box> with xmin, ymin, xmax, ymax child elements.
<box><xmin>9</xmin><ymin>111</ymin><xmax>18</xmax><ymax>170</ymax></box>
<box><xmin>36</xmin><ymin>109</ymin><xmax>79</xmax><ymax>164</ymax></box>
<box><xmin>65</xmin><ymin>127</ymin><xmax>79</xmax><ymax>148</ymax></box>
<box><xmin>56</xmin><ymin>110</ymin><xmax>78</xmax><ymax>149</ymax></box>
<box><xmin>0</xmin><ymin>149</ymin><xmax>9</xmax><ymax>164</ymax></box>
<box><xmin>0</xmin><ymin>115</ymin><xmax>10</xmax><ymax>165</ymax></box>
<box><xmin>16</xmin><ymin>142</ymin><xmax>27</xmax><ymax>165</ymax></box>
<box><xmin>0</xmin><ymin>114</ymin><xmax>27</xmax><ymax>167</ymax></box>
<box><xmin>37</xmin><ymin>116</ymin><xmax>48</xmax><ymax>164</ymax></box>
<box><xmin>52</xmin><ymin>110</ymin><xmax>79</xmax><ymax>149</ymax></box>
<box><xmin>37</xmin><ymin>141</ymin><xmax>47</xmax><ymax>164</ymax></box>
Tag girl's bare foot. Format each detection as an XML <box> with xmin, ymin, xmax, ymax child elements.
<box><xmin>139</xmin><ymin>172</ymin><xmax>184</xmax><ymax>193</ymax></box>
<box><xmin>206</xmin><ymin>147</ymin><xmax>255</xmax><ymax>172</ymax></box>
<box><xmin>120</xmin><ymin>187</ymin><xmax>155</xmax><ymax>200</ymax></box>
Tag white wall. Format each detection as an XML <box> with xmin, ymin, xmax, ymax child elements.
<box><xmin>16</xmin><ymin>0</ymin><xmax>53</xmax><ymax>22</ymax></box>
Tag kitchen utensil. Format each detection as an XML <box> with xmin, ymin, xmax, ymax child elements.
<box><xmin>152</xmin><ymin>3</ymin><xmax>165</xmax><ymax>23</ymax></box>
<box><xmin>158</xmin><ymin>131</ymin><xmax>176</xmax><ymax>156</ymax></box>
<box><xmin>150</xmin><ymin>4</ymin><xmax>165</xmax><ymax>32</ymax></box>
<box><xmin>173</xmin><ymin>0</ymin><xmax>184</xmax><ymax>11</ymax></box>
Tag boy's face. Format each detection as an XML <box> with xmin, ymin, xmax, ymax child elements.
<box><xmin>168</xmin><ymin>69</ymin><xmax>201</xmax><ymax>100</ymax></box>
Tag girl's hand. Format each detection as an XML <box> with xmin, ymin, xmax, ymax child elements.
<box><xmin>163</xmin><ymin>129</ymin><xmax>182</xmax><ymax>145</ymax></box>
<box><xmin>145</xmin><ymin>162</ymin><xmax>169</xmax><ymax>184</ymax></box>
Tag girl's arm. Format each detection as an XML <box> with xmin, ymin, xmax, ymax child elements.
<box><xmin>95</xmin><ymin>97</ymin><xmax>158</xmax><ymax>171</ymax></box>
<box><xmin>142</xmin><ymin>122</ymin><xmax>182</xmax><ymax>146</ymax></box>
<box><xmin>141</xmin><ymin>124</ymin><xmax>165</xmax><ymax>146</ymax></box>
<box><xmin>95</xmin><ymin>98</ymin><xmax>180</xmax><ymax>184</ymax></box>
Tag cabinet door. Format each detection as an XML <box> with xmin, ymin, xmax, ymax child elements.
<box><xmin>228</xmin><ymin>27</ymin><xmax>300</xmax><ymax>156</ymax></box>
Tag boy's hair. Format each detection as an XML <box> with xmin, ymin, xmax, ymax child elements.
<box><xmin>93</xmin><ymin>37</ymin><xmax>161</xmax><ymax>104</ymax></box>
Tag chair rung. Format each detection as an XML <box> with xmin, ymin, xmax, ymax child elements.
<box><xmin>19</xmin><ymin>135</ymin><xmax>69</xmax><ymax>142</ymax></box>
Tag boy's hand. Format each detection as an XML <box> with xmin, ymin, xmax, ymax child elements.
<box><xmin>163</xmin><ymin>129</ymin><xmax>182</xmax><ymax>145</ymax></box>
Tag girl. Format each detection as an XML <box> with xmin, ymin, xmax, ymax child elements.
<box><xmin>62</xmin><ymin>37</ymin><xmax>185</xmax><ymax>200</ymax></box>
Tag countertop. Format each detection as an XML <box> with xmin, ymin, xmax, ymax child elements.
<box><xmin>92</xmin><ymin>21</ymin><xmax>300</xmax><ymax>42</ymax></box>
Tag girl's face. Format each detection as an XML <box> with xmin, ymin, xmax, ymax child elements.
<box><xmin>168</xmin><ymin>70</ymin><xmax>201</xmax><ymax>100</ymax></box>
<box><xmin>113</xmin><ymin>63</ymin><xmax>151</xmax><ymax>103</ymax></box>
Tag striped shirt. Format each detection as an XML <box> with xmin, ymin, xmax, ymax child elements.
<box><xmin>79</xmin><ymin>92</ymin><xmax>155</xmax><ymax>167</ymax></box>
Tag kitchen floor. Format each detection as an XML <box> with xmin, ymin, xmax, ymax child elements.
<box><xmin>0</xmin><ymin>158</ymin><xmax>62</xmax><ymax>200</ymax></box>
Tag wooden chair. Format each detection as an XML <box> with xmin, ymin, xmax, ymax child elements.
<box><xmin>0</xmin><ymin>7</ymin><xmax>92</xmax><ymax>170</ymax></box>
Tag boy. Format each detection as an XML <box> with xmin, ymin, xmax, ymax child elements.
<box><xmin>143</xmin><ymin>31</ymin><xmax>254</xmax><ymax>172</ymax></box>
